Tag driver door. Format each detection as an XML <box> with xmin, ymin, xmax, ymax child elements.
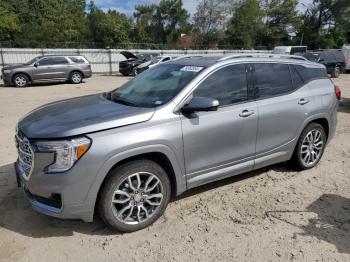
<box><xmin>181</xmin><ymin>64</ymin><xmax>258</xmax><ymax>188</ymax></box>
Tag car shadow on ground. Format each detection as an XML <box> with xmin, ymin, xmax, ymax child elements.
<box><xmin>266</xmin><ymin>194</ymin><xmax>350</xmax><ymax>254</ymax></box>
<box><xmin>0</xmin><ymin>162</ymin><xmax>291</xmax><ymax>238</ymax></box>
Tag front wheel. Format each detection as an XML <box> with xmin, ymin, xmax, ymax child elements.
<box><xmin>13</xmin><ymin>74</ymin><xmax>29</xmax><ymax>87</ymax></box>
<box><xmin>292</xmin><ymin>123</ymin><xmax>326</xmax><ymax>170</ymax></box>
<box><xmin>98</xmin><ymin>160</ymin><xmax>171</xmax><ymax>232</ymax></box>
<box><xmin>69</xmin><ymin>71</ymin><xmax>82</xmax><ymax>84</ymax></box>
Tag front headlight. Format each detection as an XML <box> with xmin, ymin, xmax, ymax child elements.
<box><xmin>3</xmin><ymin>69</ymin><xmax>11</xmax><ymax>74</ymax></box>
<box><xmin>35</xmin><ymin>137</ymin><xmax>91</xmax><ymax>173</ymax></box>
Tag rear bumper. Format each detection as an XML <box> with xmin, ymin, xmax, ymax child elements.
<box><xmin>82</xmin><ymin>70</ymin><xmax>92</xmax><ymax>78</ymax></box>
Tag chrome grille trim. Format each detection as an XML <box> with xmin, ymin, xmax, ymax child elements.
<box><xmin>15</xmin><ymin>132</ymin><xmax>34</xmax><ymax>180</ymax></box>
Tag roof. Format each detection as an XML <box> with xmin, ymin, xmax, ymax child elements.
<box><xmin>168</xmin><ymin>53</ymin><xmax>320</xmax><ymax>68</ymax></box>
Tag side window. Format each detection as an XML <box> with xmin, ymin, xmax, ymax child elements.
<box><xmin>254</xmin><ymin>63</ymin><xmax>292</xmax><ymax>98</ymax></box>
<box><xmin>293</xmin><ymin>65</ymin><xmax>328</xmax><ymax>82</ymax></box>
<box><xmin>39</xmin><ymin>57</ymin><xmax>68</xmax><ymax>65</ymax></box>
<box><xmin>69</xmin><ymin>57</ymin><xmax>85</xmax><ymax>63</ymax></box>
<box><xmin>193</xmin><ymin>64</ymin><xmax>248</xmax><ymax>106</ymax></box>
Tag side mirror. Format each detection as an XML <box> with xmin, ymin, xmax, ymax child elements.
<box><xmin>34</xmin><ymin>62</ymin><xmax>39</xmax><ymax>67</ymax></box>
<box><xmin>181</xmin><ymin>97</ymin><xmax>219</xmax><ymax>114</ymax></box>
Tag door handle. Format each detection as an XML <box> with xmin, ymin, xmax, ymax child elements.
<box><xmin>239</xmin><ymin>109</ymin><xmax>254</xmax><ymax>118</ymax></box>
<box><xmin>298</xmin><ymin>98</ymin><xmax>310</xmax><ymax>105</ymax></box>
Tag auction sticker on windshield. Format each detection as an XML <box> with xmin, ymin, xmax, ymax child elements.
<box><xmin>180</xmin><ymin>66</ymin><xmax>203</xmax><ymax>72</ymax></box>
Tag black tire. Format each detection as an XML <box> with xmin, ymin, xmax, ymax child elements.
<box><xmin>121</xmin><ymin>72</ymin><xmax>129</xmax><ymax>76</ymax></box>
<box><xmin>13</xmin><ymin>73</ymin><xmax>29</xmax><ymax>88</ymax></box>
<box><xmin>291</xmin><ymin>123</ymin><xmax>326</xmax><ymax>170</ymax></box>
<box><xmin>98</xmin><ymin>160</ymin><xmax>171</xmax><ymax>232</ymax></box>
<box><xmin>331</xmin><ymin>66</ymin><xmax>340</xmax><ymax>78</ymax></box>
<box><xmin>69</xmin><ymin>71</ymin><xmax>83</xmax><ymax>84</ymax></box>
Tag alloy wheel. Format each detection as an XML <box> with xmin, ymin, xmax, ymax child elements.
<box><xmin>300</xmin><ymin>129</ymin><xmax>324</xmax><ymax>167</ymax></box>
<box><xmin>71</xmin><ymin>73</ymin><xmax>82</xmax><ymax>83</ymax></box>
<box><xmin>111</xmin><ymin>172</ymin><xmax>164</xmax><ymax>225</ymax></box>
<box><xmin>15</xmin><ymin>76</ymin><xmax>27</xmax><ymax>87</ymax></box>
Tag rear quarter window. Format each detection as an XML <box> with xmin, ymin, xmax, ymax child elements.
<box><xmin>293</xmin><ymin>64</ymin><xmax>328</xmax><ymax>82</ymax></box>
<box><xmin>69</xmin><ymin>57</ymin><xmax>86</xmax><ymax>63</ymax></box>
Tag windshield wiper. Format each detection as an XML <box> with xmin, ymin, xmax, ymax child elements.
<box><xmin>111</xmin><ymin>96</ymin><xmax>138</xmax><ymax>107</ymax></box>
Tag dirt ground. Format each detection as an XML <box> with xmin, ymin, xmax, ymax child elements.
<box><xmin>0</xmin><ymin>74</ymin><xmax>350</xmax><ymax>262</ymax></box>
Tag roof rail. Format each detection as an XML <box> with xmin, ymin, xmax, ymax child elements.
<box><xmin>173</xmin><ymin>55</ymin><xmax>205</xmax><ymax>60</ymax></box>
<box><xmin>218</xmin><ymin>53</ymin><xmax>308</xmax><ymax>61</ymax></box>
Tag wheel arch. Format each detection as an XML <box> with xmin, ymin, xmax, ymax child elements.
<box><xmin>12</xmin><ymin>72</ymin><xmax>32</xmax><ymax>84</ymax></box>
<box><xmin>88</xmin><ymin>145</ymin><xmax>186</xmax><ymax>221</ymax></box>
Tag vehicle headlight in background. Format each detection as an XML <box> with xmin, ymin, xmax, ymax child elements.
<box><xmin>3</xmin><ymin>70</ymin><xmax>11</xmax><ymax>74</ymax></box>
<box><xmin>35</xmin><ymin>137</ymin><xmax>91</xmax><ymax>173</ymax></box>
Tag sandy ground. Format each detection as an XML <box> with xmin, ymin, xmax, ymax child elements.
<box><xmin>0</xmin><ymin>74</ymin><xmax>350</xmax><ymax>262</ymax></box>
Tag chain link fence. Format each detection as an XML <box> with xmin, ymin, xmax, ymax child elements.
<box><xmin>0</xmin><ymin>48</ymin><xmax>271</xmax><ymax>74</ymax></box>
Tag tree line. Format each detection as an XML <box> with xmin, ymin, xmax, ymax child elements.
<box><xmin>0</xmin><ymin>0</ymin><xmax>349</xmax><ymax>50</ymax></box>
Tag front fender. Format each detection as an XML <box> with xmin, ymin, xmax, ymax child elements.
<box><xmin>84</xmin><ymin>144</ymin><xmax>186</xmax><ymax>220</ymax></box>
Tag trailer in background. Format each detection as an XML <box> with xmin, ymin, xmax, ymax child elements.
<box><xmin>342</xmin><ymin>44</ymin><xmax>350</xmax><ymax>71</ymax></box>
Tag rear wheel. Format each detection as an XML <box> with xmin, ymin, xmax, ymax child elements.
<box><xmin>98</xmin><ymin>160</ymin><xmax>171</xmax><ymax>232</ymax></box>
<box><xmin>291</xmin><ymin>123</ymin><xmax>326</xmax><ymax>170</ymax></box>
<box><xmin>69</xmin><ymin>71</ymin><xmax>82</xmax><ymax>84</ymax></box>
<box><xmin>331</xmin><ymin>66</ymin><xmax>340</xmax><ymax>78</ymax></box>
<box><xmin>13</xmin><ymin>74</ymin><xmax>29</xmax><ymax>87</ymax></box>
<box><xmin>121</xmin><ymin>72</ymin><xmax>129</xmax><ymax>76</ymax></box>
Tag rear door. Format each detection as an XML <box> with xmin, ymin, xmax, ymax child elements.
<box><xmin>32</xmin><ymin>57</ymin><xmax>70</xmax><ymax>81</ymax></box>
<box><xmin>181</xmin><ymin>64</ymin><xmax>258</xmax><ymax>187</ymax></box>
<box><xmin>253</xmin><ymin>63</ymin><xmax>313</xmax><ymax>168</ymax></box>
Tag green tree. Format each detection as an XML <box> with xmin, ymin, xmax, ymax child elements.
<box><xmin>192</xmin><ymin>0</ymin><xmax>232</xmax><ymax>48</ymax></box>
<box><xmin>133</xmin><ymin>0</ymin><xmax>190</xmax><ymax>47</ymax></box>
<box><xmin>226</xmin><ymin>0</ymin><xmax>264</xmax><ymax>49</ymax></box>
<box><xmin>0</xmin><ymin>5</ymin><xmax>20</xmax><ymax>42</ymax></box>
<box><xmin>87</xmin><ymin>1</ymin><xmax>132</xmax><ymax>48</ymax></box>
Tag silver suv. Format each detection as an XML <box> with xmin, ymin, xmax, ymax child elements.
<box><xmin>1</xmin><ymin>55</ymin><xmax>92</xmax><ymax>87</ymax></box>
<box><xmin>15</xmin><ymin>54</ymin><xmax>339</xmax><ymax>232</ymax></box>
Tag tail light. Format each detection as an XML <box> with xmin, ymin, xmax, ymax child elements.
<box><xmin>86</xmin><ymin>64</ymin><xmax>91</xmax><ymax>70</ymax></box>
<box><xmin>335</xmin><ymin>85</ymin><xmax>341</xmax><ymax>100</ymax></box>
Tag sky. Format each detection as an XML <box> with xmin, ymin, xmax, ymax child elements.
<box><xmin>93</xmin><ymin>0</ymin><xmax>314</xmax><ymax>17</ymax></box>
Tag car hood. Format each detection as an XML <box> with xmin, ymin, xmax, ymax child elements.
<box><xmin>120</xmin><ymin>51</ymin><xmax>138</xmax><ymax>60</ymax></box>
<box><xmin>18</xmin><ymin>94</ymin><xmax>155</xmax><ymax>139</ymax></box>
<box><xmin>2</xmin><ymin>64</ymin><xmax>29</xmax><ymax>70</ymax></box>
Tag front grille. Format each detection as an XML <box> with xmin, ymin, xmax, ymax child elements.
<box><xmin>15</xmin><ymin>130</ymin><xmax>34</xmax><ymax>180</ymax></box>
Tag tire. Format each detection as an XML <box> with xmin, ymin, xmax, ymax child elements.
<box><xmin>98</xmin><ymin>160</ymin><xmax>171</xmax><ymax>232</ymax></box>
<box><xmin>331</xmin><ymin>66</ymin><xmax>340</xmax><ymax>78</ymax></box>
<box><xmin>121</xmin><ymin>72</ymin><xmax>129</xmax><ymax>76</ymax></box>
<box><xmin>69</xmin><ymin>71</ymin><xmax>83</xmax><ymax>84</ymax></box>
<box><xmin>13</xmin><ymin>73</ymin><xmax>29</xmax><ymax>88</ymax></box>
<box><xmin>291</xmin><ymin>123</ymin><xmax>326</xmax><ymax>170</ymax></box>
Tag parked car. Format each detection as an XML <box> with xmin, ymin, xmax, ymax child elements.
<box><xmin>273</xmin><ymin>46</ymin><xmax>308</xmax><ymax>55</ymax></box>
<box><xmin>302</xmin><ymin>50</ymin><xmax>346</xmax><ymax>78</ymax></box>
<box><xmin>135</xmin><ymin>55</ymin><xmax>174</xmax><ymax>75</ymax></box>
<box><xmin>1</xmin><ymin>55</ymin><xmax>92</xmax><ymax>87</ymax></box>
<box><xmin>118</xmin><ymin>51</ymin><xmax>158</xmax><ymax>76</ymax></box>
<box><xmin>15</xmin><ymin>54</ymin><xmax>339</xmax><ymax>232</ymax></box>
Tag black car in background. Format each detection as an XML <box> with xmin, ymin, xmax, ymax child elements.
<box><xmin>118</xmin><ymin>51</ymin><xmax>158</xmax><ymax>76</ymax></box>
<box><xmin>302</xmin><ymin>50</ymin><xmax>346</xmax><ymax>78</ymax></box>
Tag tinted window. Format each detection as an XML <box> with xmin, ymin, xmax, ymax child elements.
<box><xmin>293</xmin><ymin>65</ymin><xmax>328</xmax><ymax>82</ymax></box>
<box><xmin>69</xmin><ymin>57</ymin><xmax>86</xmax><ymax>63</ymax></box>
<box><xmin>290</xmin><ymin>65</ymin><xmax>304</xmax><ymax>89</ymax></box>
<box><xmin>193</xmin><ymin>64</ymin><xmax>248</xmax><ymax>106</ymax></box>
<box><xmin>334</xmin><ymin>52</ymin><xmax>345</xmax><ymax>62</ymax></box>
<box><xmin>39</xmin><ymin>57</ymin><xmax>68</xmax><ymax>65</ymax></box>
<box><xmin>254</xmin><ymin>63</ymin><xmax>292</xmax><ymax>98</ymax></box>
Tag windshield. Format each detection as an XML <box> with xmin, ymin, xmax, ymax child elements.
<box><xmin>151</xmin><ymin>57</ymin><xmax>163</xmax><ymax>64</ymax></box>
<box><xmin>26</xmin><ymin>57</ymin><xmax>40</xmax><ymax>65</ymax></box>
<box><xmin>303</xmin><ymin>53</ymin><xmax>319</xmax><ymax>62</ymax></box>
<box><xmin>108</xmin><ymin>64</ymin><xmax>204</xmax><ymax>108</ymax></box>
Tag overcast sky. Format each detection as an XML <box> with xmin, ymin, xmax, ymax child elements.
<box><xmin>93</xmin><ymin>0</ymin><xmax>314</xmax><ymax>17</ymax></box>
